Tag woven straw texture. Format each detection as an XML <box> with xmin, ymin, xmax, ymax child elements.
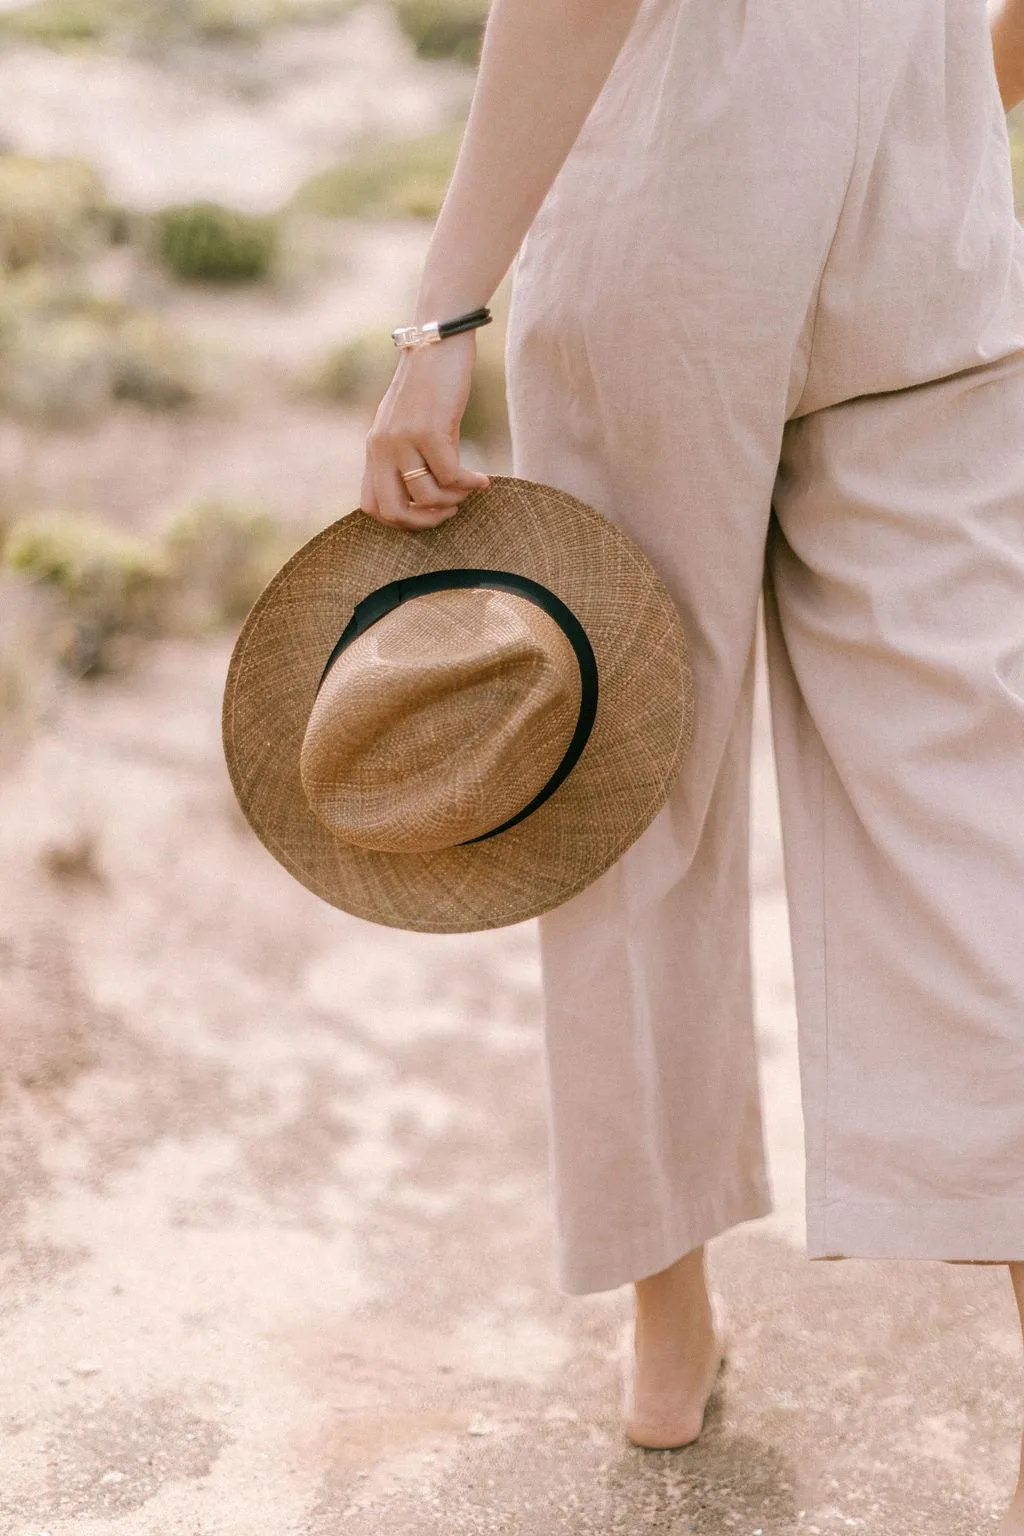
<box><xmin>299</xmin><ymin>588</ymin><xmax>582</xmax><ymax>853</ymax></box>
<box><xmin>221</xmin><ymin>475</ymin><xmax>694</xmax><ymax>933</ymax></box>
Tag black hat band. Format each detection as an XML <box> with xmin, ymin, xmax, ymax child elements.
<box><xmin>316</xmin><ymin>568</ymin><xmax>599</xmax><ymax>845</ymax></box>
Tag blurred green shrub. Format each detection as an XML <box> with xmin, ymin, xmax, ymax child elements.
<box><xmin>152</xmin><ymin>202</ymin><xmax>279</xmax><ymax>284</ymax></box>
<box><xmin>0</xmin><ymin>279</ymin><xmax>203</xmax><ymax>423</ymax></box>
<box><xmin>0</xmin><ymin>315</ymin><xmax>116</xmax><ymax>426</ymax></box>
<box><xmin>161</xmin><ymin>499</ymin><xmax>296</xmax><ymax>631</ymax></box>
<box><xmin>0</xmin><ymin>155</ymin><xmax>109</xmax><ymax>272</ymax></box>
<box><xmin>3</xmin><ymin>513</ymin><xmax>169</xmax><ymax>675</ymax></box>
<box><xmin>0</xmin><ymin>0</ymin><xmax>131</xmax><ymax>44</ymax></box>
<box><xmin>191</xmin><ymin>0</ymin><xmax>284</xmax><ymax>38</ymax></box>
<box><xmin>0</xmin><ymin>0</ymin><xmax>355</xmax><ymax>44</ymax></box>
<box><xmin>111</xmin><ymin>314</ymin><xmax>201</xmax><ymax>408</ymax></box>
<box><xmin>288</xmin><ymin>0</ymin><xmax>357</xmax><ymax>15</ymax></box>
<box><xmin>291</xmin><ymin>123</ymin><xmax>464</xmax><ymax>220</ymax></box>
<box><xmin>392</xmin><ymin>0</ymin><xmax>488</xmax><ymax>62</ymax></box>
<box><xmin>0</xmin><ymin>501</ymin><xmax>307</xmax><ymax>675</ymax></box>
<box><xmin>306</xmin><ymin>318</ymin><xmax>508</xmax><ymax>443</ymax></box>
<box><xmin>191</xmin><ymin>0</ymin><xmax>362</xmax><ymax>36</ymax></box>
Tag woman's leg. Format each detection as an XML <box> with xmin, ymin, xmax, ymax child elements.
<box><xmin>504</xmin><ymin>0</ymin><xmax>860</xmax><ymax>1301</ymax></box>
<box><xmin>767</xmin><ymin>340</ymin><xmax>1024</xmax><ymax>1265</ymax></box>
<box><xmin>626</xmin><ymin>1243</ymin><xmax>723</xmax><ymax>1449</ymax></box>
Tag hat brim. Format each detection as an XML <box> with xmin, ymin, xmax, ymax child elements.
<box><xmin>221</xmin><ymin>475</ymin><xmax>694</xmax><ymax>933</ymax></box>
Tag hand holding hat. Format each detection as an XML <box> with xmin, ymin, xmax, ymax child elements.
<box><xmin>360</xmin><ymin>322</ymin><xmax>491</xmax><ymax>530</ymax></box>
<box><xmin>222</xmin><ymin>476</ymin><xmax>695</xmax><ymax>933</ymax></box>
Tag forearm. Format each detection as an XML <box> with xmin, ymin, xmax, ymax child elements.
<box><xmin>414</xmin><ymin>0</ymin><xmax>644</xmax><ymax>322</ymax></box>
<box><xmin>990</xmin><ymin>0</ymin><xmax>1024</xmax><ymax>112</ymax></box>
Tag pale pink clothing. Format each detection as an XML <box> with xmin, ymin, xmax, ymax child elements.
<box><xmin>504</xmin><ymin>0</ymin><xmax>1024</xmax><ymax>1292</ymax></box>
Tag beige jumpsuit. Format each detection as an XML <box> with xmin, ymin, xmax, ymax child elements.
<box><xmin>503</xmin><ymin>0</ymin><xmax>1024</xmax><ymax>1294</ymax></box>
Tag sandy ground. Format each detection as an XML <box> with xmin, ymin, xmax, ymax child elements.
<box><xmin>1</xmin><ymin>630</ymin><xmax>1022</xmax><ymax>1535</ymax></box>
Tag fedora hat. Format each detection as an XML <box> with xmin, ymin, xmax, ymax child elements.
<box><xmin>221</xmin><ymin>475</ymin><xmax>694</xmax><ymax>933</ymax></box>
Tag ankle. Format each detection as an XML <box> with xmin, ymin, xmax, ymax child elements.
<box><xmin>634</xmin><ymin>1244</ymin><xmax>712</xmax><ymax>1323</ymax></box>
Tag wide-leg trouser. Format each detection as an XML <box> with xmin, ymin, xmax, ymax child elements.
<box><xmin>503</xmin><ymin>0</ymin><xmax>1024</xmax><ymax>1293</ymax></box>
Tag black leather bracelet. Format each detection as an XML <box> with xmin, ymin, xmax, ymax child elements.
<box><xmin>438</xmin><ymin>306</ymin><xmax>492</xmax><ymax>338</ymax></box>
<box><xmin>391</xmin><ymin>306</ymin><xmax>493</xmax><ymax>350</ymax></box>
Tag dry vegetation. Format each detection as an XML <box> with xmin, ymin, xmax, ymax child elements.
<box><xmin>0</xmin><ymin>279</ymin><xmax>205</xmax><ymax>423</ymax></box>
<box><xmin>0</xmin><ymin>0</ymin><xmax>511</xmax><ymax>726</ymax></box>
<box><xmin>0</xmin><ymin>0</ymin><xmax>488</xmax><ymax>53</ymax></box>
<box><xmin>0</xmin><ymin>153</ymin><xmax>113</xmax><ymax>270</ymax></box>
<box><xmin>151</xmin><ymin>202</ymin><xmax>279</xmax><ymax>284</ymax></box>
<box><xmin>0</xmin><ymin>3</ymin><xmax>1020</xmax><ymax>742</ymax></box>
<box><xmin>290</xmin><ymin>122</ymin><xmax>467</xmax><ymax>221</ymax></box>
<box><xmin>390</xmin><ymin>0</ymin><xmax>486</xmax><ymax>62</ymax></box>
<box><xmin>1</xmin><ymin>501</ymin><xmax>305</xmax><ymax>676</ymax></box>
<box><xmin>0</xmin><ymin>0</ymin><xmax>359</xmax><ymax>47</ymax></box>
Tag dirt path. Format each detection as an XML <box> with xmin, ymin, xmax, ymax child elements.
<box><xmin>0</xmin><ymin>634</ymin><xmax>1019</xmax><ymax>1534</ymax></box>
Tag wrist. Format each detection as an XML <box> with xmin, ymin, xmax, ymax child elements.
<box><xmin>413</xmin><ymin>291</ymin><xmax>492</xmax><ymax>326</ymax></box>
<box><xmin>393</xmin><ymin>305</ymin><xmax>492</xmax><ymax>353</ymax></box>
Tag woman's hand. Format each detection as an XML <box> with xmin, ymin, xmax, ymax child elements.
<box><xmin>358</xmin><ymin>0</ymin><xmax>647</xmax><ymax>532</ymax></box>
<box><xmin>360</xmin><ymin>331</ymin><xmax>491</xmax><ymax>530</ymax></box>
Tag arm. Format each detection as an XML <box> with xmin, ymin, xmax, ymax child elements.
<box><xmin>415</xmin><ymin>0</ymin><xmax>644</xmax><ymax>320</ymax></box>
<box><xmin>991</xmin><ymin>0</ymin><xmax>1024</xmax><ymax>112</ymax></box>
<box><xmin>360</xmin><ymin>0</ymin><xmax>644</xmax><ymax>529</ymax></box>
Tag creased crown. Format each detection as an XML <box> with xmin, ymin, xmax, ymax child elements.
<box><xmin>299</xmin><ymin>587</ymin><xmax>581</xmax><ymax>852</ymax></box>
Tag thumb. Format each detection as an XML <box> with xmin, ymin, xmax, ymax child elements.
<box><xmin>450</xmin><ymin>460</ymin><xmax>491</xmax><ymax>489</ymax></box>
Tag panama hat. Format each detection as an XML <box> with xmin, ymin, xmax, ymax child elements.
<box><xmin>221</xmin><ymin>474</ymin><xmax>694</xmax><ymax>934</ymax></box>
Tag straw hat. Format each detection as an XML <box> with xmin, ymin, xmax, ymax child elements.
<box><xmin>222</xmin><ymin>475</ymin><xmax>694</xmax><ymax>933</ymax></box>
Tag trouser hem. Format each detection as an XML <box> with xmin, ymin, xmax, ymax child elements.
<box><xmin>807</xmin><ymin>1197</ymin><xmax>1024</xmax><ymax>1261</ymax></box>
<box><xmin>554</xmin><ymin>1174</ymin><xmax>775</xmax><ymax>1295</ymax></box>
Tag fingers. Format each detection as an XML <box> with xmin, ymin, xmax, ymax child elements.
<box><xmin>365</xmin><ymin>463</ymin><xmax>458</xmax><ymax>529</ymax></box>
<box><xmin>361</xmin><ymin>430</ymin><xmax>490</xmax><ymax>530</ymax></box>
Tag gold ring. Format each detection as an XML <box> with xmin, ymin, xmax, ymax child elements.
<box><xmin>400</xmin><ymin>466</ymin><xmax>431</xmax><ymax>482</ymax></box>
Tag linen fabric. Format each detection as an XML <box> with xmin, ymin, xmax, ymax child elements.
<box><xmin>504</xmin><ymin>0</ymin><xmax>1024</xmax><ymax>1291</ymax></box>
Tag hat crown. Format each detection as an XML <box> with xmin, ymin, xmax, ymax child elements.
<box><xmin>298</xmin><ymin>587</ymin><xmax>582</xmax><ymax>853</ymax></box>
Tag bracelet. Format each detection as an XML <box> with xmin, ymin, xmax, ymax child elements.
<box><xmin>391</xmin><ymin>305</ymin><xmax>492</xmax><ymax>350</ymax></box>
